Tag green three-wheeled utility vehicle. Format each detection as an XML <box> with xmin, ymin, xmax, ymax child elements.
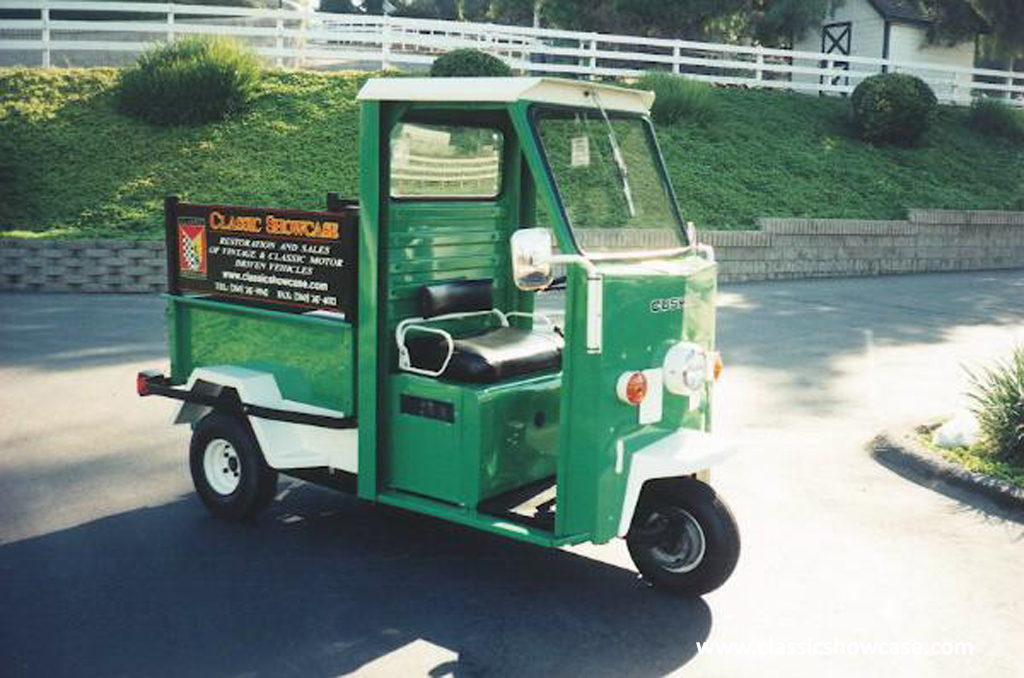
<box><xmin>139</xmin><ymin>76</ymin><xmax>740</xmax><ymax>596</ymax></box>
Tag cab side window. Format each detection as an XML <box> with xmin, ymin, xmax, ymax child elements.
<box><xmin>389</xmin><ymin>123</ymin><xmax>503</xmax><ymax>199</ymax></box>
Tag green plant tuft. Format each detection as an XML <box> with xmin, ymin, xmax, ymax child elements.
<box><xmin>968</xmin><ymin>346</ymin><xmax>1024</xmax><ymax>465</ymax></box>
<box><xmin>968</xmin><ymin>98</ymin><xmax>1024</xmax><ymax>143</ymax></box>
<box><xmin>632</xmin><ymin>73</ymin><xmax>716</xmax><ymax>125</ymax></box>
<box><xmin>116</xmin><ymin>36</ymin><xmax>261</xmax><ymax>126</ymax></box>
<box><xmin>429</xmin><ymin>49</ymin><xmax>512</xmax><ymax>78</ymax></box>
<box><xmin>851</xmin><ymin>73</ymin><xmax>937</xmax><ymax>145</ymax></box>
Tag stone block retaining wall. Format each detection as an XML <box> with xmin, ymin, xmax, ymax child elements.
<box><xmin>582</xmin><ymin>209</ymin><xmax>1024</xmax><ymax>283</ymax></box>
<box><xmin>0</xmin><ymin>239</ymin><xmax>166</xmax><ymax>292</ymax></box>
<box><xmin>1</xmin><ymin>209</ymin><xmax>1022</xmax><ymax>292</ymax></box>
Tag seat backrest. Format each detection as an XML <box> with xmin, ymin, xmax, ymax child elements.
<box><xmin>419</xmin><ymin>279</ymin><xmax>493</xmax><ymax>319</ymax></box>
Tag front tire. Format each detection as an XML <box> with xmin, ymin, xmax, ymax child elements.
<box><xmin>189</xmin><ymin>412</ymin><xmax>278</xmax><ymax>520</ymax></box>
<box><xmin>626</xmin><ymin>477</ymin><xmax>740</xmax><ymax>597</ymax></box>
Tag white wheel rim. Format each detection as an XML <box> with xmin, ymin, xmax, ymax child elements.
<box><xmin>646</xmin><ymin>507</ymin><xmax>707</xmax><ymax>574</ymax></box>
<box><xmin>203</xmin><ymin>439</ymin><xmax>241</xmax><ymax>496</ymax></box>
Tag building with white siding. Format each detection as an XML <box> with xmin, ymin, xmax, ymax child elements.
<box><xmin>792</xmin><ymin>0</ymin><xmax>985</xmax><ymax>103</ymax></box>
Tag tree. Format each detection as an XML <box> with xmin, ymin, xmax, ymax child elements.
<box><xmin>484</xmin><ymin>0</ymin><xmax>842</xmax><ymax>45</ymax></box>
<box><xmin>392</xmin><ymin>0</ymin><xmax>459</xmax><ymax>19</ymax></box>
<box><xmin>318</xmin><ymin>0</ymin><xmax>843</xmax><ymax>47</ymax></box>
<box><xmin>319</xmin><ymin>0</ymin><xmax>360</xmax><ymax>13</ymax></box>
<box><xmin>487</xmin><ymin>0</ymin><xmax>535</xmax><ymax>25</ymax></box>
<box><xmin>932</xmin><ymin>0</ymin><xmax>1024</xmax><ymax>59</ymax></box>
<box><xmin>460</xmin><ymin>0</ymin><xmax>492</xmax><ymax>21</ymax></box>
<box><xmin>321</xmin><ymin>0</ymin><xmax>493</xmax><ymax>19</ymax></box>
<box><xmin>533</xmin><ymin>0</ymin><xmax>750</xmax><ymax>41</ymax></box>
<box><xmin>749</xmin><ymin>0</ymin><xmax>844</xmax><ymax>46</ymax></box>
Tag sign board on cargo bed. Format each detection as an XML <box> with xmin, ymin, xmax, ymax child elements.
<box><xmin>164</xmin><ymin>197</ymin><xmax>358</xmax><ymax>317</ymax></box>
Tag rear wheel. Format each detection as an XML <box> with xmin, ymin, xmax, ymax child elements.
<box><xmin>626</xmin><ymin>477</ymin><xmax>740</xmax><ymax>597</ymax></box>
<box><xmin>189</xmin><ymin>412</ymin><xmax>278</xmax><ymax>520</ymax></box>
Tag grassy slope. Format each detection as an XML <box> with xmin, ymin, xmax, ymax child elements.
<box><xmin>0</xmin><ymin>69</ymin><xmax>364</xmax><ymax>239</ymax></box>
<box><xmin>1</xmin><ymin>68</ymin><xmax>1022</xmax><ymax>238</ymax></box>
<box><xmin>661</xmin><ymin>87</ymin><xmax>1024</xmax><ymax>226</ymax></box>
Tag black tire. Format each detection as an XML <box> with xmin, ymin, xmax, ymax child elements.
<box><xmin>626</xmin><ymin>477</ymin><xmax>740</xmax><ymax>597</ymax></box>
<box><xmin>189</xmin><ymin>412</ymin><xmax>278</xmax><ymax>520</ymax></box>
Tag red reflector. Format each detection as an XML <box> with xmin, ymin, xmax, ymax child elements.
<box><xmin>136</xmin><ymin>373</ymin><xmax>150</xmax><ymax>396</ymax></box>
<box><xmin>624</xmin><ymin>372</ymin><xmax>647</xmax><ymax>405</ymax></box>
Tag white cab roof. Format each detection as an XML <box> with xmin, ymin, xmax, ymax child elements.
<box><xmin>357</xmin><ymin>77</ymin><xmax>654</xmax><ymax>114</ymax></box>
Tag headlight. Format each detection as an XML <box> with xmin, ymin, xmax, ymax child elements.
<box><xmin>663</xmin><ymin>342</ymin><xmax>710</xmax><ymax>395</ymax></box>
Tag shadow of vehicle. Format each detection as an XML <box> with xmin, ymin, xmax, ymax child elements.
<box><xmin>0</xmin><ymin>482</ymin><xmax>712</xmax><ymax>677</ymax></box>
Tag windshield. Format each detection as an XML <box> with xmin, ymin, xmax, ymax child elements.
<box><xmin>534</xmin><ymin>105</ymin><xmax>687</xmax><ymax>253</ymax></box>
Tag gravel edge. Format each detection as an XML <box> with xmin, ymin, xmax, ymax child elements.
<box><xmin>869</xmin><ymin>431</ymin><xmax>1024</xmax><ymax>512</ymax></box>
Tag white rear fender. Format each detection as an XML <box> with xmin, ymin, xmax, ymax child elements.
<box><xmin>617</xmin><ymin>429</ymin><xmax>738</xmax><ymax>537</ymax></box>
<box><xmin>174</xmin><ymin>366</ymin><xmax>358</xmax><ymax>473</ymax></box>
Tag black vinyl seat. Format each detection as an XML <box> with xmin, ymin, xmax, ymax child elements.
<box><xmin>408</xmin><ymin>326</ymin><xmax>562</xmax><ymax>383</ymax></box>
<box><xmin>401</xmin><ymin>279</ymin><xmax>563</xmax><ymax>384</ymax></box>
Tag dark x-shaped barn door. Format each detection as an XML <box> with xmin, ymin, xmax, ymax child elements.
<box><xmin>820</xmin><ymin>21</ymin><xmax>851</xmax><ymax>88</ymax></box>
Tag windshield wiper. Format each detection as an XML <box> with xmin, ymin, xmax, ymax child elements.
<box><xmin>589</xmin><ymin>89</ymin><xmax>636</xmax><ymax>219</ymax></box>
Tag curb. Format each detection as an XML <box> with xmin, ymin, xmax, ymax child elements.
<box><xmin>869</xmin><ymin>431</ymin><xmax>1024</xmax><ymax>513</ymax></box>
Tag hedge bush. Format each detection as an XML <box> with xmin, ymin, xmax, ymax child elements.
<box><xmin>429</xmin><ymin>49</ymin><xmax>512</xmax><ymax>77</ymax></box>
<box><xmin>968</xmin><ymin>98</ymin><xmax>1024</xmax><ymax>142</ymax></box>
<box><xmin>850</xmin><ymin>73</ymin><xmax>937</xmax><ymax>145</ymax></box>
<box><xmin>116</xmin><ymin>36</ymin><xmax>260</xmax><ymax>126</ymax></box>
<box><xmin>969</xmin><ymin>347</ymin><xmax>1024</xmax><ymax>465</ymax></box>
<box><xmin>633</xmin><ymin>73</ymin><xmax>716</xmax><ymax>125</ymax></box>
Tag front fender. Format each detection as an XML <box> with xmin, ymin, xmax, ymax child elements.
<box><xmin>617</xmin><ymin>429</ymin><xmax>738</xmax><ymax>537</ymax></box>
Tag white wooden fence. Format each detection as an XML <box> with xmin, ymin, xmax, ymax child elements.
<box><xmin>1</xmin><ymin>0</ymin><xmax>1022</xmax><ymax>107</ymax></box>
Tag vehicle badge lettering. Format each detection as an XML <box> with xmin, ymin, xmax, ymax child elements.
<box><xmin>650</xmin><ymin>296</ymin><xmax>686</xmax><ymax>313</ymax></box>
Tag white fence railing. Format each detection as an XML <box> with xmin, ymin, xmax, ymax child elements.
<box><xmin>1</xmin><ymin>0</ymin><xmax>1022</xmax><ymax>107</ymax></box>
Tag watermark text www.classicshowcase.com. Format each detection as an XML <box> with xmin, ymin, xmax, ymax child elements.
<box><xmin>696</xmin><ymin>639</ymin><xmax>974</xmax><ymax>657</ymax></box>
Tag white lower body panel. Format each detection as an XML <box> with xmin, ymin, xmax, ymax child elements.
<box><xmin>617</xmin><ymin>429</ymin><xmax>737</xmax><ymax>536</ymax></box>
<box><xmin>177</xmin><ymin>366</ymin><xmax>358</xmax><ymax>473</ymax></box>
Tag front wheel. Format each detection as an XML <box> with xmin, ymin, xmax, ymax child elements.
<box><xmin>189</xmin><ymin>412</ymin><xmax>278</xmax><ymax>520</ymax></box>
<box><xmin>626</xmin><ymin>477</ymin><xmax>740</xmax><ymax>597</ymax></box>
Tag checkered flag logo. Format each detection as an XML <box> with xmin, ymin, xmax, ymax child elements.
<box><xmin>178</xmin><ymin>219</ymin><xmax>207</xmax><ymax>277</ymax></box>
<box><xmin>182</xmin><ymin>238</ymin><xmax>200</xmax><ymax>269</ymax></box>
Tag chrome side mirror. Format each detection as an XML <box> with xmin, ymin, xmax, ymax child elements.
<box><xmin>511</xmin><ymin>228</ymin><xmax>554</xmax><ymax>291</ymax></box>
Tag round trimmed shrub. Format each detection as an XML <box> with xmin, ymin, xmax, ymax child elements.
<box><xmin>430</xmin><ymin>49</ymin><xmax>512</xmax><ymax>78</ymax></box>
<box><xmin>633</xmin><ymin>72</ymin><xmax>716</xmax><ymax>125</ymax></box>
<box><xmin>850</xmin><ymin>73</ymin><xmax>937</xmax><ymax>145</ymax></box>
<box><xmin>116</xmin><ymin>36</ymin><xmax>261</xmax><ymax>126</ymax></box>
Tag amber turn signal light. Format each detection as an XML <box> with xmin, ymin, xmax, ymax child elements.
<box><xmin>616</xmin><ymin>371</ymin><xmax>648</xmax><ymax>405</ymax></box>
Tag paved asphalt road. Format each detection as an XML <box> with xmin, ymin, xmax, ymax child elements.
<box><xmin>1</xmin><ymin>271</ymin><xmax>1023</xmax><ymax>677</ymax></box>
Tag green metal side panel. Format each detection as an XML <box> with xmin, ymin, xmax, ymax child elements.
<box><xmin>357</xmin><ymin>100</ymin><xmax>383</xmax><ymax>500</ymax></box>
<box><xmin>554</xmin><ymin>271</ymin><xmax>603</xmax><ymax>539</ymax></box>
<box><xmin>384</xmin><ymin>207</ymin><xmax>523</xmax><ymax>355</ymax></box>
<box><xmin>384</xmin><ymin>372</ymin><xmax>560</xmax><ymax>507</ymax></box>
<box><xmin>385</xmin><ymin>375</ymin><xmax>465</xmax><ymax>504</ymax></box>
<box><xmin>166</xmin><ymin>296</ymin><xmax>354</xmax><ymax>412</ymax></box>
<box><xmin>474</xmin><ymin>373</ymin><xmax>560</xmax><ymax>501</ymax></box>
<box><xmin>386</xmin><ymin>200</ymin><xmax>514</xmax><ymax>332</ymax></box>
<box><xmin>376</xmin><ymin>490</ymin><xmax>586</xmax><ymax>548</ymax></box>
